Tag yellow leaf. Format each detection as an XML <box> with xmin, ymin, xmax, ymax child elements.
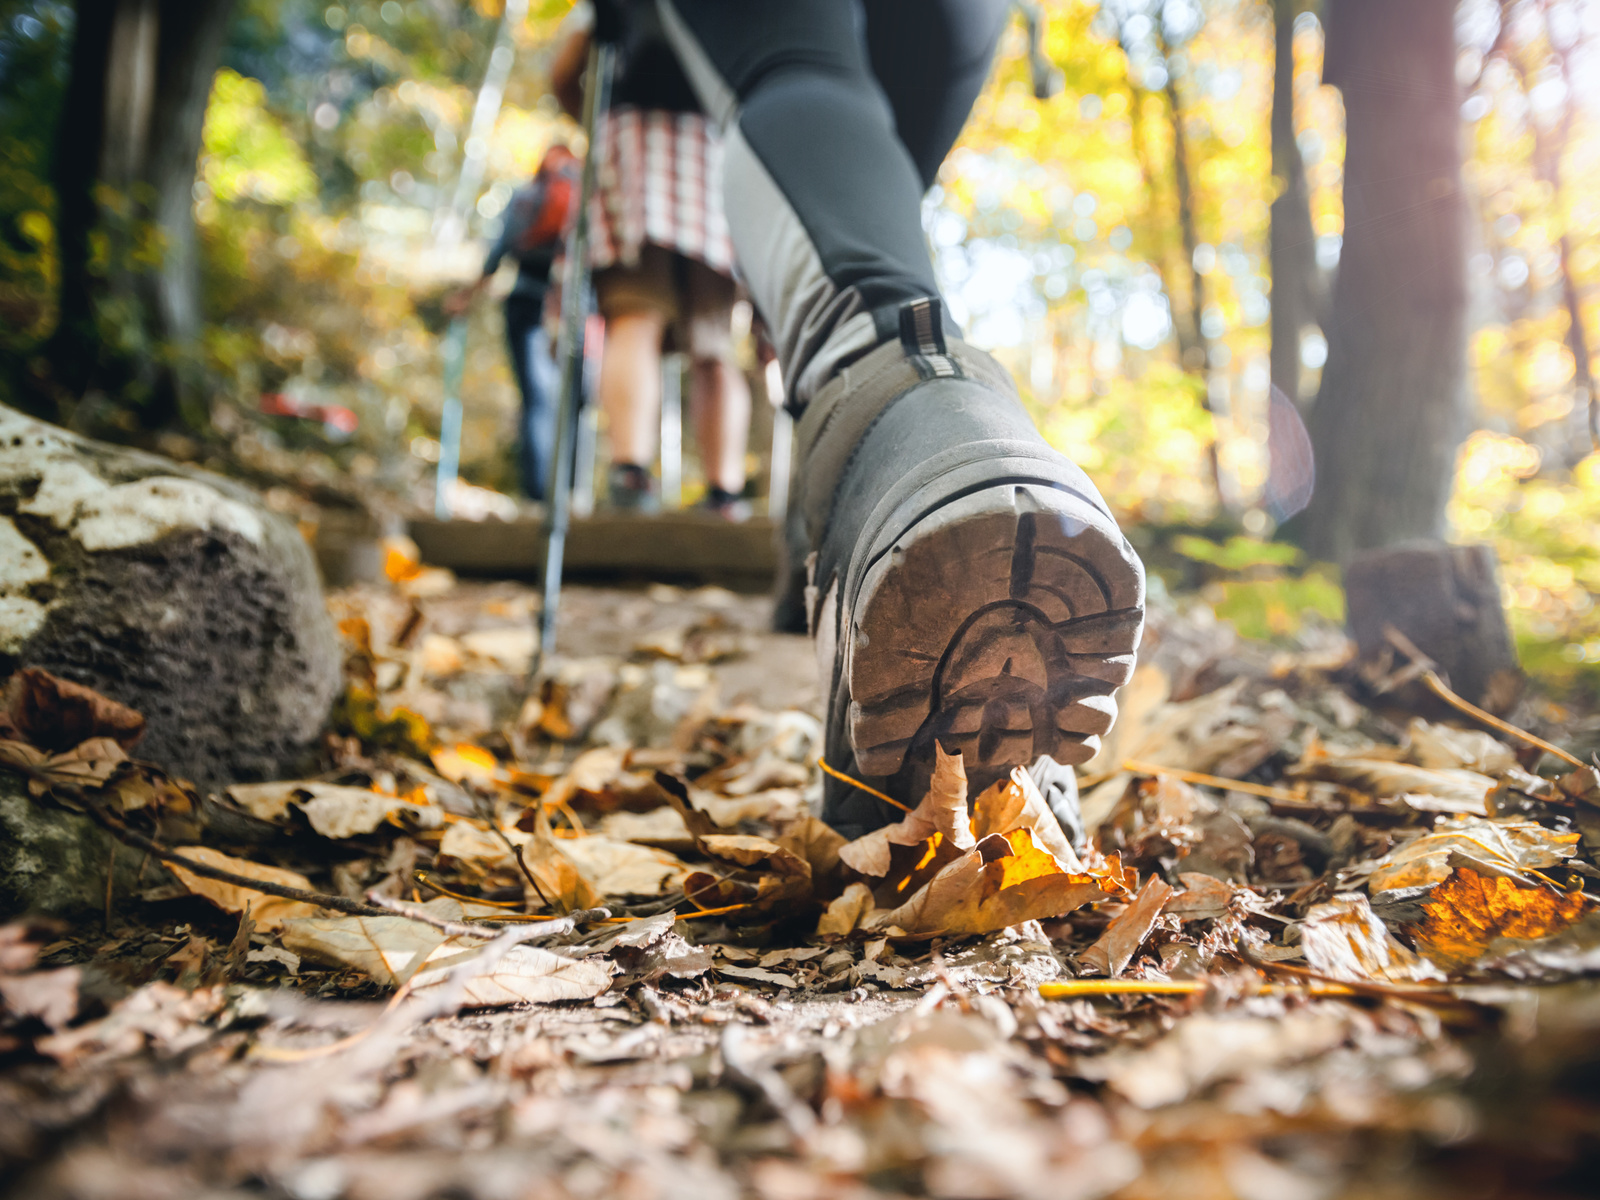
<box><xmin>867</xmin><ymin>828</ymin><xmax>1107</xmax><ymax>938</ymax></box>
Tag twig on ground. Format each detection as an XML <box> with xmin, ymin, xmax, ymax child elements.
<box><xmin>1121</xmin><ymin>759</ymin><xmax>1305</xmax><ymax>802</ymax></box>
<box><xmin>1381</xmin><ymin>626</ymin><xmax>1584</xmax><ymax>768</ymax></box>
<box><xmin>86</xmin><ymin>807</ymin><xmax>395</xmax><ymax>918</ymax></box>
<box><xmin>364</xmin><ymin>891</ymin><xmax>591</xmax><ymax>938</ymax></box>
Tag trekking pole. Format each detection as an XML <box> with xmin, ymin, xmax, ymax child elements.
<box><xmin>434</xmin><ymin>317</ymin><xmax>467</xmax><ymax>518</ymax></box>
<box><xmin>533</xmin><ymin>39</ymin><xmax>613</xmax><ymax>679</ymax></box>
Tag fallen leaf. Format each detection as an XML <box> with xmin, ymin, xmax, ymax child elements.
<box><xmin>409</xmin><ymin>944</ymin><xmax>613</xmax><ymax>1007</ymax></box>
<box><xmin>280</xmin><ymin>899</ymin><xmax>470</xmax><ymax>986</ymax></box>
<box><xmin>817</xmin><ymin>881</ymin><xmax>875</xmax><ymax>937</ymax></box>
<box><xmin>584</xmin><ymin>914</ymin><xmax>713</xmax><ymax>985</ymax></box>
<box><xmin>1298</xmin><ymin>894</ymin><xmax>1443</xmax><ymax>983</ymax></box>
<box><xmin>459</xmin><ymin>626</ymin><xmax>538</xmax><ymax>674</ymax></box>
<box><xmin>1079</xmin><ymin>874</ymin><xmax>1174</xmax><ymax>976</ymax></box>
<box><xmin>0</xmin><ymin>966</ymin><xmax>80</xmax><ymax>1029</ymax></box>
<box><xmin>970</xmin><ymin>765</ymin><xmax>1084</xmax><ymax>872</ymax></box>
<box><xmin>294</xmin><ymin>784</ymin><xmax>442</xmax><ymax>838</ymax></box>
<box><xmin>430</xmin><ymin>741</ymin><xmax>502</xmax><ymax>788</ymax></box>
<box><xmin>557</xmin><ymin>835</ymin><xmax>688</xmax><ymax>897</ymax></box>
<box><xmin>1408</xmin><ymin>868</ymin><xmax>1594</xmax><ymax>969</ymax></box>
<box><xmin>1403</xmin><ymin>719</ymin><xmax>1516</xmax><ymax>775</ymax></box>
<box><xmin>1290</xmin><ymin>756</ymin><xmax>1495</xmax><ymax>813</ymax></box>
<box><xmin>838</xmin><ymin>744</ymin><xmax>976</xmax><ymax>879</ymax></box>
<box><xmin>165</xmin><ymin>847</ymin><xmax>319</xmax><ymax>931</ymax></box>
<box><xmin>1367</xmin><ymin>818</ymin><xmax>1580</xmax><ymax>894</ymax></box>
<box><xmin>867</xmin><ymin>828</ymin><xmax>1108</xmax><ymax>938</ymax></box>
<box><xmin>0</xmin><ymin>736</ymin><xmax>128</xmax><ymax>796</ymax></box>
<box><xmin>1162</xmin><ymin>872</ymin><xmax>1236</xmax><ymax>922</ymax></box>
<box><xmin>716</xmin><ymin>964</ymin><xmax>799</xmax><ymax>988</ymax></box>
<box><xmin>519</xmin><ymin>806</ymin><xmax>602</xmax><ymax>913</ymax></box>
<box><xmin>436</xmin><ymin>820</ymin><xmax>530</xmax><ymax>867</ymax></box>
<box><xmin>4</xmin><ymin>668</ymin><xmax>145</xmax><ymax>751</ymax></box>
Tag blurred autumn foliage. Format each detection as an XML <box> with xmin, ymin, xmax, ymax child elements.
<box><xmin>4</xmin><ymin>0</ymin><xmax>1600</xmax><ymax>689</ymax></box>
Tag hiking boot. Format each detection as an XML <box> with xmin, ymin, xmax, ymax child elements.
<box><xmin>701</xmin><ymin>485</ymin><xmax>751</xmax><ymax>522</ymax></box>
<box><xmin>803</xmin><ymin>300</ymin><xmax>1144</xmax><ymax>838</ymax></box>
<box><xmin>606</xmin><ymin>462</ymin><xmax>659</xmax><ymax>514</ymax></box>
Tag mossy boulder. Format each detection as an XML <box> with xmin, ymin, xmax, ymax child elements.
<box><xmin>0</xmin><ymin>405</ymin><xmax>340</xmax><ymax>790</ymax></box>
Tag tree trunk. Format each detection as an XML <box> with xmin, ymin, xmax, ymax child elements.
<box><xmin>49</xmin><ymin>0</ymin><xmax>235</xmax><ymax>427</ymax></box>
<box><xmin>1301</xmin><ymin>0</ymin><xmax>1467</xmax><ymax>563</ymax></box>
<box><xmin>1268</xmin><ymin>0</ymin><xmax>1321</xmax><ymax>406</ymax></box>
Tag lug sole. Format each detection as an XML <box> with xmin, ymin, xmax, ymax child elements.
<box><xmin>845</xmin><ymin>481</ymin><xmax>1144</xmax><ymax>783</ymax></box>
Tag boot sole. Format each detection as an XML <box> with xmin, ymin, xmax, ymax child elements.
<box><xmin>844</xmin><ymin>480</ymin><xmax>1144</xmax><ymax>783</ymax></box>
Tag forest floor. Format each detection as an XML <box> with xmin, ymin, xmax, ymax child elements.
<box><xmin>2</xmin><ymin>570</ymin><xmax>1599</xmax><ymax>1200</ymax></box>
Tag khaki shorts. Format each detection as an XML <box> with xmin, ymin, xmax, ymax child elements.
<box><xmin>594</xmin><ymin>244</ymin><xmax>736</xmax><ymax>361</ymax></box>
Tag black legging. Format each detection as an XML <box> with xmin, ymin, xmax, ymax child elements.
<box><xmin>657</xmin><ymin>0</ymin><xmax>1011</xmax><ymax>405</ymax></box>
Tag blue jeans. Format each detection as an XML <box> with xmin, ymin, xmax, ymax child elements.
<box><xmin>504</xmin><ymin>297</ymin><xmax>558</xmax><ymax>500</ymax></box>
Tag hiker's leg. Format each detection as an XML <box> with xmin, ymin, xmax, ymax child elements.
<box><xmin>597</xmin><ymin>309</ymin><xmax>666</xmax><ymax>470</ymax></box>
<box><xmin>861</xmin><ymin>0</ymin><xmax>1011</xmax><ymax>189</ymax></box>
<box><xmin>682</xmin><ymin>258</ymin><xmax>749</xmax><ymax>499</ymax></box>
<box><xmin>657</xmin><ymin>0</ymin><xmax>937</xmax><ymax>404</ymax></box>
<box><xmin>660</xmin><ymin>0</ymin><xmax>1144</xmax><ymax>833</ymax></box>
<box><xmin>504</xmin><ymin>297</ymin><xmax>553</xmax><ymax>499</ymax></box>
<box><xmin>595</xmin><ymin>249</ymin><xmax>677</xmax><ymax>487</ymax></box>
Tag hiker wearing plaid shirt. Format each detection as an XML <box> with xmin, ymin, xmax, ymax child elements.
<box><xmin>554</xmin><ymin>1</ymin><xmax>750</xmax><ymax>517</ymax></box>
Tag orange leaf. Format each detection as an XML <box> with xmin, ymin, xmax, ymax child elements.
<box><xmin>1409</xmin><ymin>867</ymin><xmax>1593</xmax><ymax>969</ymax></box>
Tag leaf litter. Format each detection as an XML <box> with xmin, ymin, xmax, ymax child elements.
<box><xmin>1</xmin><ymin>579</ymin><xmax>1599</xmax><ymax>1196</ymax></box>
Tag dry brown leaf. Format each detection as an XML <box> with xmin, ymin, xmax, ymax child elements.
<box><xmin>541</xmin><ymin>746</ymin><xmax>629</xmax><ymax>811</ymax></box>
<box><xmin>776</xmin><ymin>814</ymin><xmax>848</xmax><ymax>883</ymax></box>
<box><xmin>596</xmin><ymin>806</ymin><xmax>694</xmax><ymax>849</ymax></box>
<box><xmin>1408</xmin><ymin>867</ymin><xmax>1594</xmax><ymax>969</ymax></box>
<box><xmin>409</xmin><ymin>944</ymin><xmax>613</xmax><ymax>1007</ymax></box>
<box><xmin>280</xmin><ymin>900</ymin><xmax>469</xmax><ymax>986</ymax></box>
<box><xmin>227</xmin><ymin>781</ymin><xmax>441</xmax><ymax>837</ymax></box>
<box><xmin>867</xmin><ymin>828</ymin><xmax>1108</xmax><ymax>938</ymax></box>
<box><xmin>1403</xmin><ymin>719</ymin><xmax>1516</xmax><ymax>775</ymax></box>
<box><xmin>1298</xmin><ymin>894</ymin><xmax>1443</xmax><ymax>983</ymax></box>
<box><xmin>165</xmin><ymin>847</ymin><xmax>319</xmax><ymax>931</ymax></box>
<box><xmin>0</xmin><ymin>736</ymin><xmax>128</xmax><ymax>796</ymax></box>
<box><xmin>817</xmin><ymin>881</ymin><xmax>875</xmax><ymax>937</ymax></box>
<box><xmin>1367</xmin><ymin>818</ymin><xmax>1580</xmax><ymax>894</ymax></box>
<box><xmin>838</xmin><ymin>744</ymin><xmax>975</xmax><ymax>878</ymax></box>
<box><xmin>1161</xmin><ymin>872</ymin><xmax>1237</xmax><ymax>922</ymax></box>
<box><xmin>697</xmin><ymin>833</ymin><xmax>798</xmax><ymax>870</ymax></box>
<box><xmin>1079</xmin><ymin>874</ymin><xmax>1174</xmax><ymax>976</ymax></box>
<box><xmin>557</xmin><ymin>835</ymin><xmax>688</xmax><ymax>897</ymax></box>
<box><xmin>294</xmin><ymin>784</ymin><xmax>442</xmax><ymax>838</ymax></box>
<box><xmin>4</xmin><ymin>667</ymin><xmax>145</xmax><ymax>751</ymax></box>
<box><xmin>1290</xmin><ymin>756</ymin><xmax>1496</xmax><ymax>813</ymax></box>
<box><xmin>520</xmin><ymin>806</ymin><xmax>602</xmax><ymax>912</ymax></box>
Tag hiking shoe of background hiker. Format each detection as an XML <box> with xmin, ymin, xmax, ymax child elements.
<box><xmin>606</xmin><ymin>462</ymin><xmax>660</xmax><ymax>514</ymax></box>
<box><xmin>804</xmin><ymin>300</ymin><xmax>1144</xmax><ymax>839</ymax></box>
<box><xmin>701</xmin><ymin>485</ymin><xmax>751</xmax><ymax>522</ymax></box>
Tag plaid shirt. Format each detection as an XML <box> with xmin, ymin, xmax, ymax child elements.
<box><xmin>588</xmin><ymin>105</ymin><xmax>735</xmax><ymax>278</ymax></box>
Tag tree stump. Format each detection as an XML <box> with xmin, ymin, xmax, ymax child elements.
<box><xmin>0</xmin><ymin>405</ymin><xmax>340</xmax><ymax>789</ymax></box>
<box><xmin>1344</xmin><ymin>540</ymin><xmax>1522</xmax><ymax>713</ymax></box>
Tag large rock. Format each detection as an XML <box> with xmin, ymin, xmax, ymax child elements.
<box><xmin>0</xmin><ymin>405</ymin><xmax>340</xmax><ymax>786</ymax></box>
<box><xmin>0</xmin><ymin>774</ymin><xmax>160</xmax><ymax>917</ymax></box>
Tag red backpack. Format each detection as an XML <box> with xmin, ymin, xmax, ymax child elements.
<box><xmin>515</xmin><ymin>145</ymin><xmax>581</xmax><ymax>256</ymax></box>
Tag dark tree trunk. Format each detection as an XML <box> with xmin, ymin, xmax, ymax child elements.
<box><xmin>1268</xmin><ymin>0</ymin><xmax>1322</xmax><ymax>406</ymax></box>
<box><xmin>1301</xmin><ymin>0</ymin><xmax>1467</xmax><ymax>563</ymax></box>
<box><xmin>49</xmin><ymin>0</ymin><xmax>234</xmax><ymax>427</ymax></box>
